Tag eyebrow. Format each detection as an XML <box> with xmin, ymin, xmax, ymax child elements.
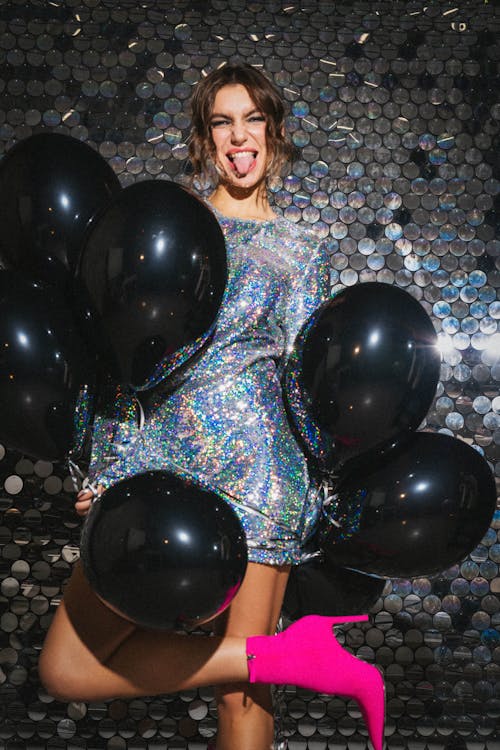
<box><xmin>210</xmin><ymin>107</ymin><xmax>264</xmax><ymax>119</ymax></box>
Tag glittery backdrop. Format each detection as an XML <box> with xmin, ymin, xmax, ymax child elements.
<box><xmin>1</xmin><ymin>1</ymin><xmax>500</xmax><ymax>748</ymax></box>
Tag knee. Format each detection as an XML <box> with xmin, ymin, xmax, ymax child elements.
<box><xmin>216</xmin><ymin>682</ymin><xmax>272</xmax><ymax>719</ymax></box>
<box><xmin>38</xmin><ymin>649</ymin><xmax>75</xmax><ymax>702</ymax></box>
<box><xmin>38</xmin><ymin>645</ymin><xmax>95</xmax><ymax>703</ymax></box>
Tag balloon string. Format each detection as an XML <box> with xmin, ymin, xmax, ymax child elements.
<box><xmin>136</xmin><ymin>396</ymin><xmax>145</xmax><ymax>431</ymax></box>
<box><xmin>320</xmin><ymin>477</ymin><xmax>342</xmax><ymax>529</ymax></box>
<box><xmin>68</xmin><ymin>459</ymin><xmax>101</xmax><ymax>502</ymax></box>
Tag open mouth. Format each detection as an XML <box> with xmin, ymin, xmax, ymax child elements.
<box><xmin>227</xmin><ymin>150</ymin><xmax>258</xmax><ymax>177</ymax></box>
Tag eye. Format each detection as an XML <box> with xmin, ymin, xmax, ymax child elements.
<box><xmin>210</xmin><ymin>118</ymin><xmax>230</xmax><ymax>128</ymax></box>
<box><xmin>248</xmin><ymin>114</ymin><xmax>266</xmax><ymax>123</ymax></box>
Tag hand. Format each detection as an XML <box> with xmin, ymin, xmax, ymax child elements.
<box><xmin>75</xmin><ymin>485</ymin><xmax>104</xmax><ymax>517</ymax></box>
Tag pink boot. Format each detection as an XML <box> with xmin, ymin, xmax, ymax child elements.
<box><xmin>246</xmin><ymin>614</ymin><xmax>384</xmax><ymax>750</ymax></box>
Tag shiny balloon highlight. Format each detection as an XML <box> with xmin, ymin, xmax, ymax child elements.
<box><xmin>0</xmin><ymin>271</ymin><xmax>95</xmax><ymax>461</ymax></box>
<box><xmin>284</xmin><ymin>282</ymin><xmax>441</xmax><ymax>471</ymax></box>
<box><xmin>320</xmin><ymin>432</ymin><xmax>497</xmax><ymax>578</ymax></box>
<box><xmin>77</xmin><ymin>180</ymin><xmax>227</xmax><ymax>390</ymax></box>
<box><xmin>80</xmin><ymin>471</ymin><xmax>248</xmax><ymax>630</ymax></box>
<box><xmin>0</xmin><ymin>133</ymin><xmax>121</xmax><ymax>286</ymax></box>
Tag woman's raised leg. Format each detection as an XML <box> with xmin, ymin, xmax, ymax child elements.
<box><xmin>213</xmin><ymin>561</ymin><xmax>291</xmax><ymax>750</ymax></box>
<box><xmin>38</xmin><ymin>561</ymin><xmax>249</xmax><ymax>702</ymax></box>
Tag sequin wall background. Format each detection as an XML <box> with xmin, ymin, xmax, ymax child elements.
<box><xmin>0</xmin><ymin>0</ymin><xmax>500</xmax><ymax>748</ymax></box>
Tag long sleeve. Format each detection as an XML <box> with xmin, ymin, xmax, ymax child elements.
<box><xmin>281</xmin><ymin>237</ymin><xmax>333</xmax><ymax>468</ymax></box>
<box><xmin>87</xmin><ymin>382</ymin><xmax>141</xmax><ymax>489</ymax></box>
<box><xmin>283</xmin><ymin>238</ymin><xmax>330</xmax><ymax>359</ymax></box>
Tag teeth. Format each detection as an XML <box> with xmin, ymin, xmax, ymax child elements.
<box><xmin>228</xmin><ymin>151</ymin><xmax>256</xmax><ymax>160</ymax></box>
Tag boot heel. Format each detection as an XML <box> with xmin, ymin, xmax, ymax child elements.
<box><xmin>355</xmin><ymin>663</ymin><xmax>385</xmax><ymax>750</ymax></box>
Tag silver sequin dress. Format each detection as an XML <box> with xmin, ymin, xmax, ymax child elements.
<box><xmin>88</xmin><ymin>210</ymin><xmax>330</xmax><ymax>565</ymax></box>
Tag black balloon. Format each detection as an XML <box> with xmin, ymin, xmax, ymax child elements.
<box><xmin>0</xmin><ymin>133</ymin><xmax>121</xmax><ymax>285</ymax></box>
<box><xmin>284</xmin><ymin>282</ymin><xmax>441</xmax><ymax>470</ymax></box>
<box><xmin>283</xmin><ymin>557</ymin><xmax>385</xmax><ymax>620</ymax></box>
<box><xmin>80</xmin><ymin>471</ymin><xmax>248</xmax><ymax>630</ymax></box>
<box><xmin>77</xmin><ymin>180</ymin><xmax>227</xmax><ymax>389</ymax></box>
<box><xmin>0</xmin><ymin>271</ymin><xmax>95</xmax><ymax>461</ymax></box>
<box><xmin>320</xmin><ymin>432</ymin><xmax>497</xmax><ymax>578</ymax></box>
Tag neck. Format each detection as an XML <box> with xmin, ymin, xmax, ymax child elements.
<box><xmin>209</xmin><ymin>182</ymin><xmax>275</xmax><ymax>221</ymax></box>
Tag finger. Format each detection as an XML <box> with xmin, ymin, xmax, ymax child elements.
<box><xmin>75</xmin><ymin>498</ymin><xmax>93</xmax><ymax>517</ymax></box>
<box><xmin>75</xmin><ymin>495</ymin><xmax>93</xmax><ymax>508</ymax></box>
<box><xmin>77</xmin><ymin>490</ymin><xmax>94</xmax><ymax>501</ymax></box>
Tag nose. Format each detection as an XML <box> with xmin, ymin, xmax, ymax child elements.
<box><xmin>230</xmin><ymin>119</ymin><xmax>248</xmax><ymax>144</ymax></box>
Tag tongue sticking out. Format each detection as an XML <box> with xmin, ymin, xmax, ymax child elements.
<box><xmin>231</xmin><ymin>152</ymin><xmax>256</xmax><ymax>176</ymax></box>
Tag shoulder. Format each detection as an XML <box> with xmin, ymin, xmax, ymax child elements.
<box><xmin>273</xmin><ymin>216</ymin><xmax>330</xmax><ymax>264</ymax></box>
<box><xmin>274</xmin><ymin>216</ymin><xmax>325</xmax><ymax>248</ymax></box>
<box><xmin>274</xmin><ymin>216</ymin><xmax>317</xmax><ymax>241</ymax></box>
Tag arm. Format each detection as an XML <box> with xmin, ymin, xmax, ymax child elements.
<box><xmin>87</xmin><ymin>382</ymin><xmax>141</xmax><ymax>490</ymax></box>
<box><xmin>280</xmin><ymin>237</ymin><xmax>333</xmax><ymax>466</ymax></box>
<box><xmin>75</xmin><ymin>383</ymin><xmax>140</xmax><ymax>516</ymax></box>
<box><xmin>283</xmin><ymin>237</ymin><xmax>330</xmax><ymax>358</ymax></box>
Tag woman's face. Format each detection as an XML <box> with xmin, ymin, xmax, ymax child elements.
<box><xmin>209</xmin><ymin>83</ymin><xmax>269</xmax><ymax>190</ymax></box>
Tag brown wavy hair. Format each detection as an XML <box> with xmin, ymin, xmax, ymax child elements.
<box><xmin>188</xmin><ymin>63</ymin><xmax>294</xmax><ymax>185</ymax></box>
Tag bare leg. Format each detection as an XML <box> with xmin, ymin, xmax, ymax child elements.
<box><xmin>39</xmin><ymin>561</ymin><xmax>249</xmax><ymax>702</ymax></box>
<box><xmin>213</xmin><ymin>562</ymin><xmax>291</xmax><ymax>750</ymax></box>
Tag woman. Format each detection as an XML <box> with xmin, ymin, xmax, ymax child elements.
<box><xmin>39</xmin><ymin>64</ymin><xmax>384</xmax><ymax>750</ymax></box>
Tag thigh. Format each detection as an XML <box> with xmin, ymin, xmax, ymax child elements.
<box><xmin>215</xmin><ymin>561</ymin><xmax>291</xmax><ymax>639</ymax></box>
<box><xmin>43</xmin><ymin>561</ymin><xmax>137</xmax><ymax>664</ymax></box>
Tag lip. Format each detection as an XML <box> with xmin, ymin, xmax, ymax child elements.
<box><xmin>226</xmin><ymin>148</ymin><xmax>258</xmax><ymax>158</ymax></box>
